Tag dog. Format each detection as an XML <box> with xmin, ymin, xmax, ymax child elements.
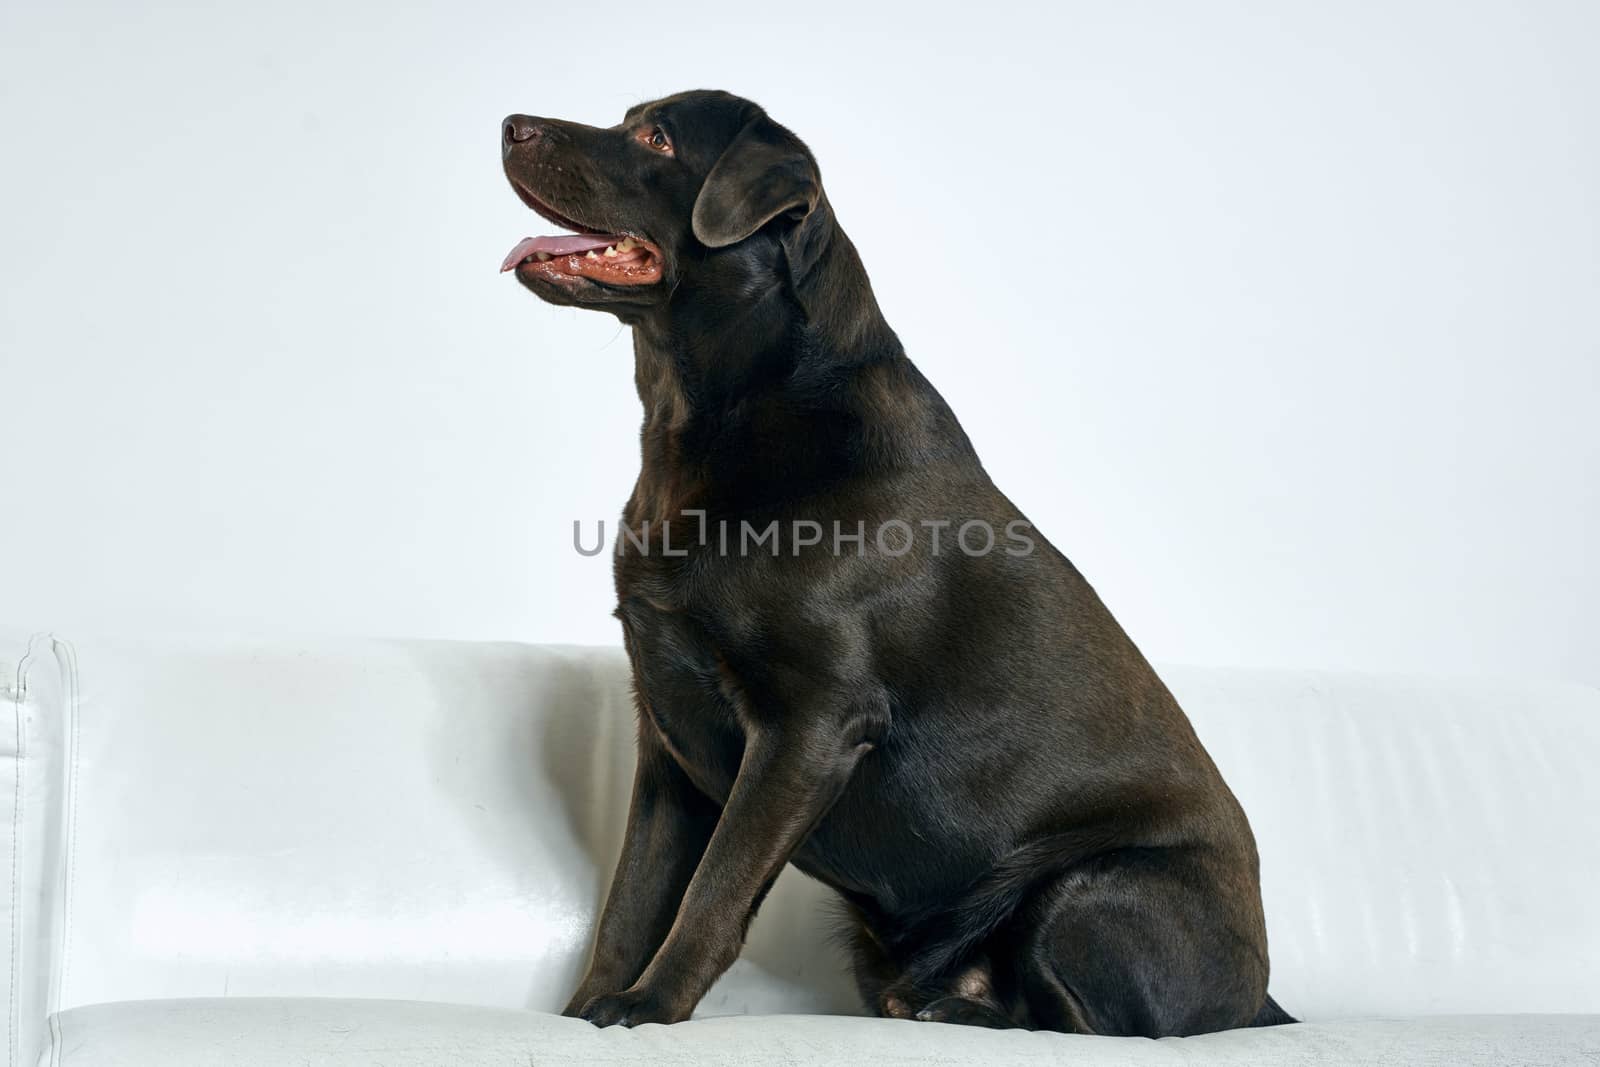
<box><xmin>500</xmin><ymin>89</ymin><xmax>1293</xmax><ymax>1036</ymax></box>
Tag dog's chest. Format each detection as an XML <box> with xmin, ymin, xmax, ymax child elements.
<box><xmin>612</xmin><ymin>542</ymin><xmax>976</xmax><ymax>913</ymax></box>
<box><xmin>613</xmin><ymin>556</ymin><xmax>748</xmax><ymax>802</ymax></box>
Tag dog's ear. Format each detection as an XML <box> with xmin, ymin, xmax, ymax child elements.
<box><xmin>692</xmin><ymin>114</ymin><xmax>820</xmax><ymax>249</ymax></box>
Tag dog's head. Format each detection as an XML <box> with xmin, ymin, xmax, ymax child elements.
<box><xmin>500</xmin><ymin>90</ymin><xmax>823</xmax><ymax>319</ymax></box>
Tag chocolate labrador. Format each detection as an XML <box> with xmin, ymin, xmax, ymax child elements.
<box><xmin>499</xmin><ymin>89</ymin><xmax>1293</xmax><ymax>1036</ymax></box>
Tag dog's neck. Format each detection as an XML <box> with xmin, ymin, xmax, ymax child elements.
<box><xmin>631</xmin><ymin>200</ymin><xmax>898</xmax><ymax>404</ymax></box>
<box><xmin>782</xmin><ymin>197</ymin><xmax>902</xmax><ymax>357</ymax></box>
<box><xmin>622</xmin><ymin>207</ymin><xmax>947</xmax><ymax>522</ymax></box>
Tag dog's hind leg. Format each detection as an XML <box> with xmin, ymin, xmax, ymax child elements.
<box><xmin>1015</xmin><ymin>849</ymin><xmax>1269</xmax><ymax>1037</ymax></box>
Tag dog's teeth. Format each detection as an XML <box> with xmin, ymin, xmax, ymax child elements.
<box><xmin>535</xmin><ymin>252</ymin><xmax>551</xmax><ymax>262</ymax></box>
<box><xmin>617</xmin><ymin>237</ymin><xmax>636</xmax><ymax>252</ymax></box>
<box><xmin>603</xmin><ymin>245</ymin><xmax>617</xmax><ymax>257</ymax></box>
<box><xmin>585</xmin><ymin>250</ymin><xmax>599</xmax><ymax>260</ymax></box>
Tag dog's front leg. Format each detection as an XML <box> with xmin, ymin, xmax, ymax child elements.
<box><xmin>561</xmin><ymin>729</ymin><xmax>719</xmax><ymax>1016</ymax></box>
<box><xmin>577</xmin><ymin>717</ymin><xmax>875</xmax><ymax>1027</ymax></box>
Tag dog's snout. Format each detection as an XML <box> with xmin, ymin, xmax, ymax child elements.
<box><xmin>503</xmin><ymin>115</ymin><xmax>544</xmax><ymax>151</ymax></box>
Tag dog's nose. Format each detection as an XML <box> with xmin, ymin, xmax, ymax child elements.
<box><xmin>503</xmin><ymin>115</ymin><xmax>544</xmax><ymax>149</ymax></box>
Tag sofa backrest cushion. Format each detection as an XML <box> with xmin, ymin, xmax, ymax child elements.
<box><xmin>8</xmin><ymin>630</ymin><xmax>1597</xmax><ymax>1019</ymax></box>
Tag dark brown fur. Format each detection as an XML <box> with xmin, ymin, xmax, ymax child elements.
<box><xmin>500</xmin><ymin>90</ymin><xmax>1293</xmax><ymax>1035</ymax></box>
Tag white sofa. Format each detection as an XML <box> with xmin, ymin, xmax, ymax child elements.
<box><xmin>3</xmin><ymin>628</ymin><xmax>1597</xmax><ymax>1065</ymax></box>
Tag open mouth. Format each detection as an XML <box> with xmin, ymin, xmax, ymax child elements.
<box><xmin>501</xmin><ymin>185</ymin><xmax>663</xmax><ymax>287</ymax></box>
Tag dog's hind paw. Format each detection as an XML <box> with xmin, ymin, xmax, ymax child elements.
<box><xmin>914</xmin><ymin>995</ymin><xmax>1015</xmax><ymax>1029</ymax></box>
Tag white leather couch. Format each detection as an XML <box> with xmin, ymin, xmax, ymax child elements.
<box><xmin>3</xmin><ymin>628</ymin><xmax>1597</xmax><ymax>1065</ymax></box>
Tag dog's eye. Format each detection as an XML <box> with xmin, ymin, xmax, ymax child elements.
<box><xmin>646</xmin><ymin>127</ymin><xmax>672</xmax><ymax>153</ymax></box>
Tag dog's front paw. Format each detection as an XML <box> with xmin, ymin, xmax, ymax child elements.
<box><xmin>578</xmin><ymin>986</ymin><xmax>688</xmax><ymax>1028</ymax></box>
<box><xmin>560</xmin><ymin>989</ymin><xmax>601</xmax><ymax>1019</ymax></box>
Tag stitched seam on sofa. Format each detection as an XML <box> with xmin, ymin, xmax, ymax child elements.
<box><xmin>52</xmin><ymin>639</ymin><xmax>80</xmax><ymax>1022</ymax></box>
<box><xmin>8</xmin><ymin>662</ymin><xmax>18</xmax><ymax>1067</ymax></box>
<box><xmin>9</xmin><ymin>634</ymin><xmax>47</xmax><ymax>1067</ymax></box>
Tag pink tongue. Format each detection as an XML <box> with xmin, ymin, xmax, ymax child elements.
<box><xmin>501</xmin><ymin>233</ymin><xmax>621</xmax><ymax>271</ymax></box>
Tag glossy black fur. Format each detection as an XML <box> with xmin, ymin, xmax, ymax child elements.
<box><xmin>500</xmin><ymin>90</ymin><xmax>1293</xmax><ymax>1035</ymax></box>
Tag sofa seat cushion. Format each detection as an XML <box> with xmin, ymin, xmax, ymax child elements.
<box><xmin>42</xmin><ymin>997</ymin><xmax>1600</xmax><ymax>1066</ymax></box>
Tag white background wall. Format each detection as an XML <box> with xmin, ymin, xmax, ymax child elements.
<box><xmin>1</xmin><ymin>1</ymin><xmax>1595</xmax><ymax>684</ymax></box>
